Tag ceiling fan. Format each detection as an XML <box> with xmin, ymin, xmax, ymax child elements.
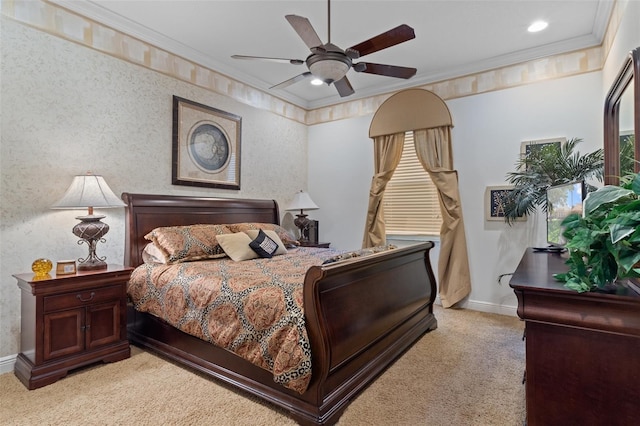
<box><xmin>232</xmin><ymin>0</ymin><xmax>417</xmax><ymax>97</ymax></box>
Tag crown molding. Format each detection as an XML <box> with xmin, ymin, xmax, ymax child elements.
<box><xmin>51</xmin><ymin>0</ymin><xmax>614</xmax><ymax>111</ymax></box>
<box><xmin>50</xmin><ymin>0</ymin><xmax>308</xmax><ymax>107</ymax></box>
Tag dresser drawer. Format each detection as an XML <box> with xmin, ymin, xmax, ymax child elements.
<box><xmin>43</xmin><ymin>285</ymin><xmax>122</xmax><ymax>312</ymax></box>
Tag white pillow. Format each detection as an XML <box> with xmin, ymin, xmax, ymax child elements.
<box><xmin>216</xmin><ymin>232</ymin><xmax>259</xmax><ymax>261</ymax></box>
<box><xmin>244</xmin><ymin>229</ymin><xmax>288</xmax><ymax>255</ymax></box>
<box><xmin>142</xmin><ymin>243</ymin><xmax>168</xmax><ymax>264</ymax></box>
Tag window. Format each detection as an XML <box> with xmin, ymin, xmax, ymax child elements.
<box><xmin>383</xmin><ymin>131</ymin><xmax>442</xmax><ymax>235</ymax></box>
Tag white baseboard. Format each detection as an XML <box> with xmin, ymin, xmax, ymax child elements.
<box><xmin>0</xmin><ymin>353</ymin><xmax>17</xmax><ymax>375</ymax></box>
<box><xmin>435</xmin><ymin>296</ymin><xmax>518</xmax><ymax>317</ymax></box>
<box><xmin>465</xmin><ymin>299</ymin><xmax>518</xmax><ymax>317</ymax></box>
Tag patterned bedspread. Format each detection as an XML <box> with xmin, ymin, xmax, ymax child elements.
<box><xmin>127</xmin><ymin>247</ymin><xmax>337</xmax><ymax>394</ymax></box>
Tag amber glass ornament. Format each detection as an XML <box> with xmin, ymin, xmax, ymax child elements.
<box><xmin>31</xmin><ymin>258</ymin><xmax>53</xmax><ymax>277</ymax></box>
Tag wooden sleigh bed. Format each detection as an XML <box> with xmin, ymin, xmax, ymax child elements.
<box><xmin>122</xmin><ymin>192</ymin><xmax>438</xmax><ymax>425</ymax></box>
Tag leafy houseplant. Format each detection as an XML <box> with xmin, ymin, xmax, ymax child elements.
<box><xmin>504</xmin><ymin>138</ymin><xmax>603</xmax><ymax>224</ymax></box>
<box><xmin>554</xmin><ymin>172</ymin><xmax>640</xmax><ymax>292</ymax></box>
<box><xmin>620</xmin><ymin>134</ymin><xmax>636</xmax><ymax>176</ymax></box>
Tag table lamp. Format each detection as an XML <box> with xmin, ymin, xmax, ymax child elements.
<box><xmin>286</xmin><ymin>190</ymin><xmax>319</xmax><ymax>242</ymax></box>
<box><xmin>51</xmin><ymin>172</ymin><xmax>126</xmax><ymax>271</ymax></box>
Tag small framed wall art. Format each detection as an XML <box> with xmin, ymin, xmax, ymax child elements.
<box><xmin>172</xmin><ymin>96</ymin><xmax>242</xmax><ymax>190</ymax></box>
<box><xmin>520</xmin><ymin>137</ymin><xmax>565</xmax><ymax>157</ymax></box>
<box><xmin>485</xmin><ymin>185</ymin><xmax>527</xmax><ymax>222</ymax></box>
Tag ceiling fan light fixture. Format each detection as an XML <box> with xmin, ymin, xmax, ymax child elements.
<box><xmin>310</xmin><ymin>78</ymin><xmax>324</xmax><ymax>86</ymax></box>
<box><xmin>307</xmin><ymin>53</ymin><xmax>351</xmax><ymax>84</ymax></box>
<box><xmin>308</xmin><ymin>60</ymin><xmax>349</xmax><ymax>83</ymax></box>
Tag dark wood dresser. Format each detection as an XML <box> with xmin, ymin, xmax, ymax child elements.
<box><xmin>510</xmin><ymin>248</ymin><xmax>640</xmax><ymax>425</ymax></box>
<box><xmin>13</xmin><ymin>265</ymin><xmax>132</xmax><ymax>389</ymax></box>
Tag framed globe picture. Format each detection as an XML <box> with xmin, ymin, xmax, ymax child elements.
<box><xmin>172</xmin><ymin>96</ymin><xmax>241</xmax><ymax>189</ymax></box>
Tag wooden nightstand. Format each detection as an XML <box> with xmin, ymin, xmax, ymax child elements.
<box><xmin>13</xmin><ymin>264</ymin><xmax>133</xmax><ymax>390</ymax></box>
<box><xmin>298</xmin><ymin>241</ymin><xmax>331</xmax><ymax>248</ymax></box>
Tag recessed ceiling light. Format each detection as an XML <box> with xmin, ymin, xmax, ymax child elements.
<box><xmin>310</xmin><ymin>78</ymin><xmax>323</xmax><ymax>86</ymax></box>
<box><xmin>528</xmin><ymin>20</ymin><xmax>548</xmax><ymax>33</ymax></box>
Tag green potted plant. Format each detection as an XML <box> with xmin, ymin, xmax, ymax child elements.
<box><xmin>553</xmin><ymin>172</ymin><xmax>640</xmax><ymax>292</ymax></box>
<box><xmin>503</xmin><ymin>138</ymin><xmax>603</xmax><ymax>224</ymax></box>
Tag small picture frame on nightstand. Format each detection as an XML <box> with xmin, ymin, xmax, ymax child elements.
<box><xmin>56</xmin><ymin>260</ymin><xmax>76</xmax><ymax>275</ymax></box>
<box><xmin>307</xmin><ymin>220</ymin><xmax>319</xmax><ymax>244</ymax></box>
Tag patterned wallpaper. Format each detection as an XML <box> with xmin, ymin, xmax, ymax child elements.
<box><xmin>0</xmin><ymin>17</ymin><xmax>307</xmax><ymax>358</ymax></box>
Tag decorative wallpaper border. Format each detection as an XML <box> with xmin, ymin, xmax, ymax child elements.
<box><xmin>1</xmin><ymin>0</ymin><xmax>626</xmax><ymax>126</ymax></box>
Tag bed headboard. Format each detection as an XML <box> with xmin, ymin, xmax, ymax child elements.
<box><xmin>121</xmin><ymin>193</ymin><xmax>280</xmax><ymax>267</ymax></box>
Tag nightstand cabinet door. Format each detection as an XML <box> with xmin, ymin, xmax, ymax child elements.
<box><xmin>43</xmin><ymin>308</ymin><xmax>84</xmax><ymax>361</ymax></box>
<box><xmin>86</xmin><ymin>301</ymin><xmax>121</xmax><ymax>349</ymax></box>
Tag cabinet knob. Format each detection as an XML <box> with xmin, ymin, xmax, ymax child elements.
<box><xmin>76</xmin><ymin>292</ymin><xmax>95</xmax><ymax>302</ymax></box>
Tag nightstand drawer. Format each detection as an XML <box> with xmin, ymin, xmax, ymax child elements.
<box><xmin>43</xmin><ymin>285</ymin><xmax>122</xmax><ymax>312</ymax></box>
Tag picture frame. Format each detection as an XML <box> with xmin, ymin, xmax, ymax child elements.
<box><xmin>55</xmin><ymin>260</ymin><xmax>77</xmax><ymax>275</ymax></box>
<box><xmin>485</xmin><ymin>185</ymin><xmax>527</xmax><ymax>221</ymax></box>
<box><xmin>520</xmin><ymin>137</ymin><xmax>565</xmax><ymax>157</ymax></box>
<box><xmin>172</xmin><ymin>96</ymin><xmax>241</xmax><ymax>190</ymax></box>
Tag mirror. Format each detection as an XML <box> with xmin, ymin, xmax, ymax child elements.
<box><xmin>620</xmin><ymin>86</ymin><xmax>635</xmax><ymax>177</ymax></box>
<box><xmin>604</xmin><ymin>47</ymin><xmax>640</xmax><ymax>185</ymax></box>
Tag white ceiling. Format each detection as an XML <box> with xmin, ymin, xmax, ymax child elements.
<box><xmin>54</xmin><ymin>0</ymin><xmax>614</xmax><ymax>109</ymax></box>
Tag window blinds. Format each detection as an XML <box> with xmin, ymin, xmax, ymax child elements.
<box><xmin>383</xmin><ymin>131</ymin><xmax>442</xmax><ymax>235</ymax></box>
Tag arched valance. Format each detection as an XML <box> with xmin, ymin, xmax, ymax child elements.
<box><xmin>369</xmin><ymin>88</ymin><xmax>453</xmax><ymax>138</ymax></box>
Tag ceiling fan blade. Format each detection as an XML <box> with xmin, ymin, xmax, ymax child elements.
<box><xmin>231</xmin><ymin>55</ymin><xmax>304</xmax><ymax>65</ymax></box>
<box><xmin>354</xmin><ymin>62</ymin><xmax>417</xmax><ymax>79</ymax></box>
<box><xmin>334</xmin><ymin>76</ymin><xmax>355</xmax><ymax>97</ymax></box>
<box><xmin>348</xmin><ymin>24</ymin><xmax>415</xmax><ymax>58</ymax></box>
<box><xmin>285</xmin><ymin>15</ymin><xmax>324</xmax><ymax>50</ymax></box>
<box><xmin>270</xmin><ymin>72</ymin><xmax>312</xmax><ymax>90</ymax></box>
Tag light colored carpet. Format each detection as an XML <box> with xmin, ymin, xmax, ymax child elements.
<box><xmin>0</xmin><ymin>306</ymin><xmax>526</xmax><ymax>425</ymax></box>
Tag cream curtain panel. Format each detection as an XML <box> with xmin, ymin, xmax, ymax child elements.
<box><xmin>413</xmin><ymin>127</ymin><xmax>471</xmax><ymax>308</ymax></box>
<box><xmin>362</xmin><ymin>132</ymin><xmax>405</xmax><ymax>248</ymax></box>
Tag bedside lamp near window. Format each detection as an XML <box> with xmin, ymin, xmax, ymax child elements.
<box><xmin>51</xmin><ymin>173</ymin><xmax>126</xmax><ymax>271</ymax></box>
<box><xmin>286</xmin><ymin>190</ymin><xmax>319</xmax><ymax>243</ymax></box>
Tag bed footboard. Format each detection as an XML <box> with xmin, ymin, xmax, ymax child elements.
<box><xmin>300</xmin><ymin>241</ymin><xmax>438</xmax><ymax>424</ymax></box>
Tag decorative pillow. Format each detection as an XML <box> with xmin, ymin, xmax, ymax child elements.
<box><xmin>142</xmin><ymin>243</ymin><xmax>168</xmax><ymax>264</ymax></box>
<box><xmin>216</xmin><ymin>233</ymin><xmax>259</xmax><ymax>262</ymax></box>
<box><xmin>249</xmin><ymin>229</ymin><xmax>280</xmax><ymax>258</ymax></box>
<box><xmin>244</xmin><ymin>230</ymin><xmax>288</xmax><ymax>255</ymax></box>
<box><xmin>228</xmin><ymin>223</ymin><xmax>298</xmax><ymax>247</ymax></box>
<box><xmin>144</xmin><ymin>224</ymin><xmax>231</xmax><ymax>264</ymax></box>
<box><xmin>321</xmin><ymin>244</ymin><xmax>398</xmax><ymax>265</ymax></box>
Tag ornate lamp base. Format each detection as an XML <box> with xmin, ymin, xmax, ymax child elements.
<box><xmin>294</xmin><ymin>213</ymin><xmax>311</xmax><ymax>243</ymax></box>
<box><xmin>73</xmin><ymin>215</ymin><xmax>109</xmax><ymax>271</ymax></box>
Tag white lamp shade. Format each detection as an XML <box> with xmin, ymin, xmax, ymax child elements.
<box><xmin>52</xmin><ymin>174</ymin><xmax>125</xmax><ymax>209</ymax></box>
<box><xmin>286</xmin><ymin>191</ymin><xmax>319</xmax><ymax>211</ymax></box>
